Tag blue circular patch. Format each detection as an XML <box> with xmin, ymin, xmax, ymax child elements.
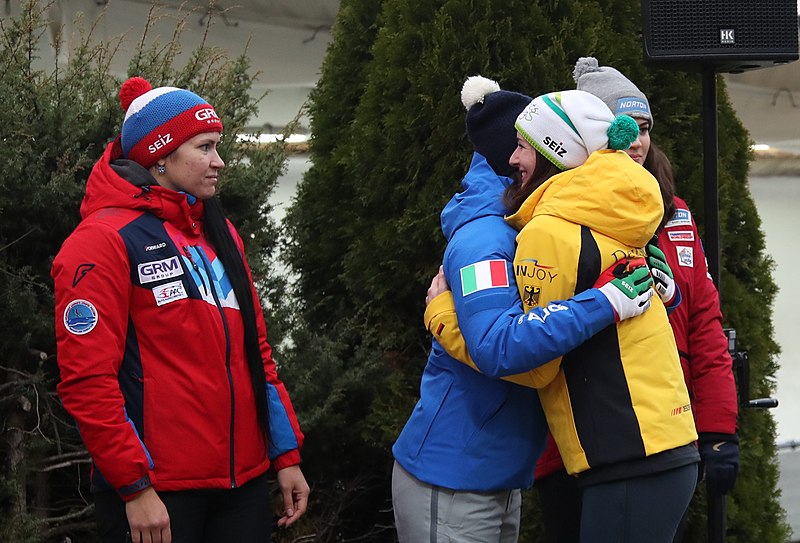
<box><xmin>64</xmin><ymin>299</ymin><xmax>99</xmax><ymax>335</ymax></box>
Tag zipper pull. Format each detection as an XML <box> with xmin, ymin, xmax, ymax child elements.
<box><xmin>183</xmin><ymin>245</ymin><xmax>208</xmax><ymax>295</ymax></box>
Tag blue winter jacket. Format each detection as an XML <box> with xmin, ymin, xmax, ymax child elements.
<box><xmin>392</xmin><ymin>153</ymin><xmax>617</xmax><ymax>491</ymax></box>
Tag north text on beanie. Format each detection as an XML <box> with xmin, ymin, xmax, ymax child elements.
<box><xmin>461</xmin><ymin>75</ymin><xmax>531</xmax><ymax>177</ymax></box>
<box><xmin>573</xmin><ymin>56</ymin><xmax>653</xmax><ymax>127</ymax></box>
<box><xmin>119</xmin><ymin>77</ymin><xmax>223</xmax><ymax>169</ymax></box>
<box><xmin>515</xmin><ymin>90</ymin><xmax>628</xmax><ymax>170</ymax></box>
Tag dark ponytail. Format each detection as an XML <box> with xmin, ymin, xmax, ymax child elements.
<box><xmin>643</xmin><ymin>143</ymin><xmax>677</xmax><ymax>232</ymax></box>
<box><xmin>203</xmin><ymin>197</ymin><xmax>270</xmax><ymax>443</ymax></box>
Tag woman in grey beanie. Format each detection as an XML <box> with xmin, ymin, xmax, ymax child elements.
<box><xmin>532</xmin><ymin>57</ymin><xmax>740</xmax><ymax>543</ymax></box>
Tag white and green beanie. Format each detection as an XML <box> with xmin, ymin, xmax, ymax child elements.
<box><xmin>514</xmin><ymin>89</ymin><xmax>639</xmax><ymax>170</ymax></box>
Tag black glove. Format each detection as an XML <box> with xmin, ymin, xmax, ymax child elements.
<box><xmin>699</xmin><ymin>432</ymin><xmax>739</xmax><ymax>496</ymax></box>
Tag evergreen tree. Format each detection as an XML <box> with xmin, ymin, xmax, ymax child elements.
<box><xmin>0</xmin><ymin>2</ymin><xmax>292</xmax><ymax>541</ymax></box>
<box><xmin>285</xmin><ymin>0</ymin><xmax>786</xmax><ymax>541</ymax></box>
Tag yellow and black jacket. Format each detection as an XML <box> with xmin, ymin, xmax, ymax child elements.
<box><xmin>429</xmin><ymin>150</ymin><xmax>698</xmax><ymax>483</ymax></box>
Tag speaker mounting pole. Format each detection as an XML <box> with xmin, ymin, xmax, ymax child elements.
<box><xmin>701</xmin><ymin>64</ymin><xmax>727</xmax><ymax>543</ymax></box>
<box><xmin>702</xmin><ymin>64</ymin><xmax>721</xmax><ymax>289</ymax></box>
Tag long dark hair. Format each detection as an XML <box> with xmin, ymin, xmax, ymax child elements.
<box><xmin>503</xmin><ymin>149</ymin><xmax>563</xmax><ymax>214</ymax></box>
<box><xmin>643</xmin><ymin>142</ymin><xmax>677</xmax><ymax>231</ymax></box>
<box><xmin>203</xmin><ymin>197</ymin><xmax>270</xmax><ymax>444</ymax></box>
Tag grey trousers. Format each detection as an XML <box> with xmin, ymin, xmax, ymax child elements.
<box><xmin>392</xmin><ymin>461</ymin><xmax>521</xmax><ymax>543</ymax></box>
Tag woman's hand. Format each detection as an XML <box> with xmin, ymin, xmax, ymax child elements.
<box><xmin>425</xmin><ymin>266</ymin><xmax>450</xmax><ymax>306</ymax></box>
<box><xmin>276</xmin><ymin>465</ymin><xmax>310</xmax><ymax>528</ymax></box>
<box><xmin>125</xmin><ymin>487</ymin><xmax>171</xmax><ymax>543</ymax></box>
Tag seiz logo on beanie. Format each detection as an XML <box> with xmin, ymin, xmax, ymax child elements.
<box><xmin>543</xmin><ymin>136</ymin><xmax>568</xmax><ymax>157</ymax></box>
<box><xmin>148</xmin><ymin>133</ymin><xmax>173</xmax><ymax>154</ymax></box>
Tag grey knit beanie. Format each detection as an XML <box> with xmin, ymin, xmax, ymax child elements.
<box><xmin>573</xmin><ymin>57</ymin><xmax>653</xmax><ymax>128</ymax></box>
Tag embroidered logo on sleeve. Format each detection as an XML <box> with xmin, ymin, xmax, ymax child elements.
<box><xmin>64</xmin><ymin>299</ymin><xmax>98</xmax><ymax>335</ymax></box>
<box><xmin>665</xmin><ymin>209</ymin><xmax>692</xmax><ymax>228</ymax></box>
<box><xmin>72</xmin><ymin>263</ymin><xmax>96</xmax><ymax>287</ymax></box>
<box><xmin>138</xmin><ymin>256</ymin><xmax>184</xmax><ymax>284</ymax></box>
<box><xmin>667</xmin><ymin>230</ymin><xmax>694</xmax><ymax>242</ymax></box>
<box><xmin>460</xmin><ymin>260</ymin><xmax>509</xmax><ymax>296</ymax></box>
<box><xmin>153</xmin><ymin>280</ymin><xmax>188</xmax><ymax>306</ymax></box>
<box><xmin>677</xmin><ymin>246</ymin><xmax>694</xmax><ymax>267</ymax></box>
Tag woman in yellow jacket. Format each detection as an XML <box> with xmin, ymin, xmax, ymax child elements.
<box><xmin>426</xmin><ymin>89</ymin><xmax>698</xmax><ymax>542</ymax></box>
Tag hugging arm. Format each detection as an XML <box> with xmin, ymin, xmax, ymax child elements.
<box><xmin>429</xmin><ymin>248</ymin><xmax>652</xmax><ymax>387</ymax></box>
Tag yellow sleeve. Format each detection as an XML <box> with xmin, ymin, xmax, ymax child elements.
<box><xmin>424</xmin><ymin>291</ymin><xmax>545</xmax><ymax>388</ymax></box>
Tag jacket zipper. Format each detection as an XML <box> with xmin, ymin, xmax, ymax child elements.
<box><xmin>193</xmin><ymin>244</ymin><xmax>238</xmax><ymax>489</ymax></box>
<box><xmin>182</xmin><ymin>245</ymin><xmax>209</xmax><ymax>296</ymax></box>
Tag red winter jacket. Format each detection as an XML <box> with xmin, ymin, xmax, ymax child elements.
<box><xmin>656</xmin><ymin>197</ymin><xmax>738</xmax><ymax>435</ymax></box>
<box><xmin>52</xmin><ymin>139</ymin><xmax>303</xmax><ymax>500</ymax></box>
<box><xmin>535</xmin><ymin>197</ymin><xmax>737</xmax><ymax>481</ymax></box>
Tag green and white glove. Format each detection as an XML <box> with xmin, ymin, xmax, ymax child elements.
<box><xmin>595</xmin><ymin>259</ymin><xmax>654</xmax><ymax>322</ymax></box>
<box><xmin>646</xmin><ymin>241</ymin><xmax>677</xmax><ymax>306</ymax></box>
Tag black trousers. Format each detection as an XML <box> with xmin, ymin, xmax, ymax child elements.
<box><xmin>94</xmin><ymin>472</ymin><xmax>273</xmax><ymax>543</ymax></box>
<box><xmin>536</xmin><ymin>464</ymin><xmax>698</xmax><ymax>543</ymax></box>
<box><xmin>535</xmin><ymin>468</ymin><xmax>582</xmax><ymax>543</ymax></box>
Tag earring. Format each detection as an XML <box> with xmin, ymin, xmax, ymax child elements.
<box><xmin>157</xmin><ymin>164</ymin><xmax>166</xmax><ymax>174</ymax></box>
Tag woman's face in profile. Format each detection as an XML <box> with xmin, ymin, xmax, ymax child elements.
<box><xmin>509</xmin><ymin>133</ymin><xmax>537</xmax><ymax>187</ymax></box>
<box><xmin>159</xmin><ymin>132</ymin><xmax>225</xmax><ymax>200</ymax></box>
<box><xmin>625</xmin><ymin>118</ymin><xmax>651</xmax><ymax>165</ymax></box>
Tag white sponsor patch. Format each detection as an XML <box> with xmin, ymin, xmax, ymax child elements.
<box><xmin>665</xmin><ymin>208</ymin><xmax>692</xmax><ymax>228</ymax></box>
<box><xmin>152</xmin><ymin>280</ymin><xmax>188</xmax><ymax>306</ymax></box>
<box><xmin>677</xmin><ymin>246</ymin><xmax>694</xmax><ymax>267</ymax></box>
<box><xmin>667</xmin><ymin>230</ymin><xmax>695</xmax><ymax>242</ymax></box>
<box><xmin>138</xmin><ymin>256</ymin><xmax>183</xmax><ymax>284</ymax></box>
<box><xmin>64</xmin><ymin>299</ymin><xmax>98</xmax><ymax>335</ymax></box>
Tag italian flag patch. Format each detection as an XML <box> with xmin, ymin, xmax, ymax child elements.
<box><xmin>460</xmin><ymin>260</ymin><xmax>509</xmax><ymax>296</ymax></box>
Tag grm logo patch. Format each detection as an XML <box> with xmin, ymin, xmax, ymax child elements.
<box><xmin>138</xmin><ymin>256</ymin><xmax>183</xmax><ymax>284</ymax></box>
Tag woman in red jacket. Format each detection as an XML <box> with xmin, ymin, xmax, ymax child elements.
<box><xmin>533</xmin><ymin>57</ymin><xmax>739</xmax><ymax>543</ymax></box>
<box><xmin>52</xmin><ymin>77</ymin><xmax>308</xmax><ymax>543</ymax></box>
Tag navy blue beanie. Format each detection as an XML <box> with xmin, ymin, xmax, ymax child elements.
<box><xmin>462</xmin><ymin>76</ymin><xmax>531</xmax><ymax>177</ymax></box>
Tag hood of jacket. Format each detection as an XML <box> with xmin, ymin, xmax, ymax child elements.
<box><xmin>506</xmin><ymin>150</ymin><xmax>662</xmax><ymax>247</ymax></box>
<box><xmin>80</xmin><ymin>138</ymin><xmax>204</xmax><ymax>234</ymax></box>
<box><xmin>441</xmin><ymin>153</ymin><xmax>512</xmax><ymax>241</ymax></box>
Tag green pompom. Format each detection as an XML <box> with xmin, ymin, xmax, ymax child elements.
<box><xmin>607</xmin><ymin>115</ymin><xmax>639</xmax><ymax>150</ymax></box>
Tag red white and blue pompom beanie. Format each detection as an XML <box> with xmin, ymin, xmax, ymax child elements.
<box><xmin>119</xmin><ymin>77</ymin><xmax>223</xmax><ymax>168</ymax></box>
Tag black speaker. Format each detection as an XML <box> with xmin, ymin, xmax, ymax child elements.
<box><xmin>641</xmin><ymin>0</ymin><xmax>799</xmax><ymax>73</ymax></box>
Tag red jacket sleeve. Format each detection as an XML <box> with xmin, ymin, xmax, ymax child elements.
<box><xmin>52</xmin><ymin>223</ymin><xmax>154</xmax><ymax>499</ymax></box>
<box><xmin>658</xmin><ymin>198</ymin><xmax>738</xmax><ymax>435</ymax></box>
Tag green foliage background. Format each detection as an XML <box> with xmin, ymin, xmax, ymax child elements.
<box><xmin>0</xmin><ymin>0</ymin><xmax>788</xmax><ymax>541</ymax></box>
<box><xmin>281</xmin><ymin>0</ymin><xmax>787</xmax><ymax>541</ymax></box>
